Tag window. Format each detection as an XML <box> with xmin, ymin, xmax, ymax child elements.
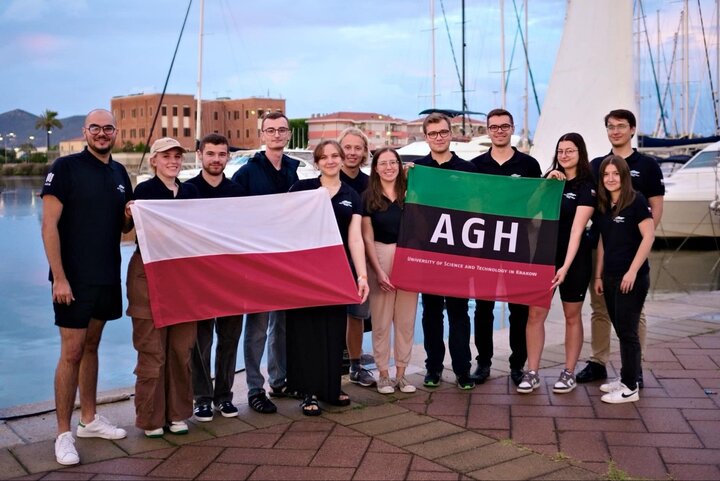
<box><xmin>227</xmin><ymin>130</ymin><xmax>231</xmax><ymax>139</ymax></box>
<box><xmin>245</xmin><ymin>110</ymin><xmax>249</xmax><ymax>119</ymax></box>
<box><xmin>149</xmin><ymin>107</ymin><xmax>153</xmax><ymax>117</ymax></box>
<box><xmin>183</xmin><ymin>128</ymin><xmax>191</xmax><ymax>137</ymax></box>
<box><xmin>162</xmin><ymin>127</ymin><xmax>168</xmax><ymax>137</ymax></box>
<box><xmin>120</xmin><ymin>110</ymin><xmax>125</xmax><ymax>119</ymax></box>
<box><xmin>121</xmin><ymin>129</ymin><xmax>126</xmax><ymax>139</ymax></box>
<box><xmin>183</xmin><ymin>106</ymin><xmax>190</xmax><ymax>117</ymax></box>
<box><xmin>214</xmin><ymin>112</ymin><xmax>218</xmax><ymax>120</ymax></box>
<box><xmin>246</xmin><ymin>129</ymin><xmax>250</xmax><ymax>138</ymax></box>
<box><xmin>236</xmin><ymin>130</ymin><xmax>240</xmax><ymax>138</ymax></box>
<box><xmin>172</xmin><ymin>127</ymin><xmax>178</xmax><ymax>137</ymax></box>
<box><xmin>139</xmin><ymin>128</ymin><xmax>145</xmax><ymax>138</ymax></box>
<box><xmin>258</xmin><ymin>109</ymin><xmax>265</xmax><ymax>117</ymax></box>
<box><xmin>234</xmin><ymin>111</ymin><xmax>239</xmax><ymax>120</ymax></box>
<box><xmin>161</xmin><ymin>106</ymin><xmax>167</xmax><ymax>116</ymax></box>
<box><xmin>172</xmin><ymin>106</ymin><xmax>178</xmax><ymax>116</ymax></box>
<box><xmin>131</xmin><ymin>109</ymin><xmax>136</xmax><ymax>118</ymax></box>
<box><xmin>140</xmin><ymin>108</ymin><xmax>144</xmax><ymax>117</ymax></box>
<box><xmin>683</xmin><ymin>151</ymin><xmax>720</xmax><ymax>169</ymax></box>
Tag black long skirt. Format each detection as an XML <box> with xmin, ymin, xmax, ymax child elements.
<box><xmin>285</xmin><ymin>304</ymin><xmax>346</xmax><ymax>403</ymax></box>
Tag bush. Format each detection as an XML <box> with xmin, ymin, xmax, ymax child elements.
<box><xmin>29</xmin><ymin>152</ymin><xmax>47</xmax><ymax>163</ymax></box>
<box><xmin>0</xmin><ymin>163</ymin><xmax>49</xmax><ymax>176</ymax></box>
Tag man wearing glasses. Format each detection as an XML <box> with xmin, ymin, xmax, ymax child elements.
<box><xmin>415</xmin><ymin>112</ymin><xmax>478</xmax><ymax>390</ymax></box>
<box><xmin>231</xmin><ymin>111</ymin><xmax>299</xmax><ymax>414</ymax></box>
<box><xmin>470</xmin><ymin>108</ymin><xmax>541</xmax><ymax>387</ymax></box>
<box><xmin>576</xmin><ymin>109</ymin><xmax>664</xmax><ymax>386</ymax></box>
<box><xmin>41</xmin><ymin>109</ymin><xmax>132</xmax><ymax>465</ymax></box>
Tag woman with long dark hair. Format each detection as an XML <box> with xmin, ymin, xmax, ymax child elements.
<box><xmin>517</xmin><ymin>133</ymin><xmax>596</xmax><ymax>394</ymax></box>
<box><xmin>593</xmin><ymin>155</ymin><xmax>654</xmax><ymax>404</ymax></box>
<box><xmin>285</xmin><ymin>140</ymin><xmax>369</xmax><ymax>415</ymax></box>
<box><xmin>361</xmin><ymin>147</ymin><xmax>418</xmax><ymax>394</ymax></box>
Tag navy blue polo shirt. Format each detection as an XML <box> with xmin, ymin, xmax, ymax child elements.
<box><xmin>41</xmin><ymin>148</ymin><xmax>133</xmax><ymax>285</ymax></box>
<box><xmin>414</xmin><ymin>152</ymin><xmax>477</xmax><ymax>172</ymax></box>
<box><xmin>184</xmin><ymin>173</ymin><xmax>245</xmax><ymax>198</ymax></box>
<box><xmin>362</xmin><ymin>195</ymin><xmax>403</xmax><ymax>244</ymax></box>
<box><xmin>471</xmin><ymin>147</ymin><xmax>542</xmax><ymax>178</ymax></box>
<box><xmin>290</xmin><ymin>177</ymin><xmax>361</xmax><ymax>251</ymax></box>
<box><xmin>593</xmin><ymin>193</ymin><xmax>653</xmax><ymax>277</ymax></box>
<box><xmin>590</xmin><ymin>149</ymin><xmax>665</xmax><ymax>199</ymax></box>
<box><xmin>556</xmin><ymin>177</ymin><xmax>596</xmax><ymax>265</ymax></box>
<box><xmin>134</xmin><ymin>175</ymin><xmax>200</xmax><ymax>201</ymax></box>
<box><xmin>340</xmin><ymin>170</ymin><xmax>369</xmax><ymax>194</ymax></box>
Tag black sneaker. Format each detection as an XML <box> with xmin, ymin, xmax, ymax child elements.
<box><xmin>472</xmin><ymin>364</ymin><xmax>491</xmax><ymax>384</ymax></box>
<box><xmin>423</xmin><ymin>371</ymin><xmax>441</xmax><ymax>387</ymax></box>
<box><xmin>193</xmin><ymin>403</ymin><xmax>213</xmax><ymax>422</ymax></box>
<box><xmin>576</xmin><ymin>361</ymin><xmax>608</xmax><ymax>383</ymax></box>
<box><xmin>248</xmin><ymin>392</ymin><xmax>277</xmax><ymax>414</ymax></box>
<box><xmin>456</xmin><ymin>374</ymin><xmax>476</xmax><ymax>390</ymax></box>
<box><xmin>216</xmin><ymin>401</ymin><xmax>239</xmax><ymax>418</ymax></box>
<box><xmin>510</xmin><ymin>368</ymin><xmax>524</xmax><ymax>386</ymax></box>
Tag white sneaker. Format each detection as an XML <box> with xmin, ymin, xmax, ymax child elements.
<box><xmin>396</xmin><ymin>376</ymin><xmax>416</xmax><ymax>393</ymax></box>
<box><xmin>601</xmin><ymin>382</ymin><xmax>639</xmax><ymax>404</ymax></box>
<box><xmin>144</xmin><ymin>427</ymin><xmax>164</xmax><ymax>438</ymax></box>
<box><xmin>517</xmin><ymin>371</ymin><xmax>540</xmax><ymax>394</ymax></box>
<box><xmin>599</xmin><ymin>378</ymin><xmax>624</xmax><ymax>393</ymax></box>
<box><xmin>55</xmin><ymin>431</ymin><xmax>80</xmax><ymax>466</ymax></box>
<box><xmin>376</xmin><ymin>376</ymin><xmax>395</xmax><ymax>394</ymax></box>
<box><xmin>168</xmin><ymin>420</ymin><xmax>188</xmax><ymax>434</ymax></box>
<box><xmin>76</xmin><ymin>414</ymin><xmax>127</xmax><ymax>440</ymax></box>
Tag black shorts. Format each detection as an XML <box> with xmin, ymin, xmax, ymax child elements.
<box><xmin>558</xmin><ymin>247</ymin><xmax>592</xmax><ymax>303</ymax></box>
<box><xmin>53</xmin><ymin>283</ymin><xmax>123</xmax><ymax>329</ymax></box>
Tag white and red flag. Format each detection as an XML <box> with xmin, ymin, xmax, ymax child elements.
<box><xmin>131</xmin><ymin>189</ymin><xmax>360</xmax><ymax>328</ymax></box>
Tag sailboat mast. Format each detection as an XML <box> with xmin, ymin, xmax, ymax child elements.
<box><xmin>462</xmin><ymin>0</ymin><xmax>466</xmax><ymax>134</ymax></box>
<box><xmin>431</xmin><ymin>0</ymin><xmax>436</xmax><ymax>109</ymax></box>
<box><xmin>195</xmin><ymin>0</ymin><xmax>204</xmax><ymax>167</ymax></box>
<box><xmin>523</xmin><ymin>0</ymin><xmax>528</xmax><ymax>143</ymax></box>
<box><xmin>683</xmin><ymin>0</ymin><xmax>689</xmax><ymax>136</ymax></box>
<box><xmin>500</xmin><ymin>0</ymin><xmax>506</xmax><ymax>108</ymax></box>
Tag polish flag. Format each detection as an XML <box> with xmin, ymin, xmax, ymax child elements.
<box><xmin>131</xmin><ymin>189</ymin><xmax>360</xmax><ymax>328</ymax></box>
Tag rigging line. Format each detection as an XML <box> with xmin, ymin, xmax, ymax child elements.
<box><xmin>137</xmin><ymin>0</ymin><xmax>193</xmax><ymax>174</ymax></box>
<box><xmin>638</xmin><ymin>0</ymin><xmax>668</xmax><ymax>136</ymax></box>
<box><xmin>439</xmin><ymin>0</ymin><xmax>463</xmax><ymax>94</ymax></box>
<box><xmin>504</xmin><ymin>25</ymin><xmax>520</xmax><ymax>93</ymax></box>
<box><xmin>510</xmin><ymin>0</ymin><xmax>540</xmax><ymax>115</ymax></box>
<box><xmin>696</xmin><ymin>0</ymin><xmax>719</xmax><ymax>132</ymax></box>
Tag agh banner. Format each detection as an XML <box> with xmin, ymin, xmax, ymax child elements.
<box><xmin>391</xmin><ymin>165</ymin><xmax>564</xmax><ymax>308</ymax></box>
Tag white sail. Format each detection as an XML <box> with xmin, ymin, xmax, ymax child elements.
<box><xmin>530</xmin><ymin>0</ymin><xmax>636</xmax><ymax>172</ymax></box>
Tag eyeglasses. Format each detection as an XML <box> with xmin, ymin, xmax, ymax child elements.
<box><xmin>263</xmin><ymin>127</ymin><xmax>291</xmax><ymax>136</ymax></box>
<box><xmin>86</xmin><ymin>124</ymin><xmax>116</xmax><ymax>135</ymax></box>
<box><xmin>556</xmin><ymin>149</ymin><xmax>578</xmax><ymax>156</ymax></box>
<box><xmin>606</xmin><ymin>124</ymin><xmax>630</xmax><ymax>132</ymax></box>
<box><xmin>426</xmin><ymin>129</ymin><xmax>451</xmax><ymax>139</ymax></box>
<box><xmin>488</xmin><ymin>124</ymin><xmax>513</xmax><ymax>133</ymax></box>
<box><xmin>377</xmin><ymin>160</ymin><xmax>399</xmax><ymax>168</ymax></box>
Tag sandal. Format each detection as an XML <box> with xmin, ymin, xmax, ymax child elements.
<box><xmin>269</xmin><ymin>383</ymin><xmax>302</xmax><ymax>399</ymax></box>
<box><xmin>300</xmin><ymin>395</ymin><xmax>321</xmax><ymax>416</ymax></box>
<box><xmin>329</xmin><ymin>391</ymin><xmax>351</xmax><ymax>407</ymax></box>
<box><xmin>249</xmin><ymin>392</ymin><xmax>277</xmax><ymax>414</ymax></box>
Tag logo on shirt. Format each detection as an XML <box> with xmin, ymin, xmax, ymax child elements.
<box><xmin>117</xmin><ymin>184</ymin><xmax>126</xmax><ymax>193</ymax></box>
<box><xmin>339</xmin><ymin>200</ymin><xmax>353</xmax><ymax>207</ymax></box>
<box><xmin>44</xmin><ymin>173</ymin><xmax>54</xmax><ymax>186</ymax></box>
<box><xmin>613</xmin><ymin>216</ymin><xmax>625</xmax><ymax>224</ymax></box>
<box><xmin>564</xmin><ymin>192</ymin><xmax>577</xmax><ymax>200</ymax></box>
<box><xmin>510</xmin><ymin>174</ymin><xmax>521</xmax><ymax>178</ymax></box>
<box><xmin>630</xmin><ymin>170</ymin><xmax>640</xmax><ymax>178</ymax></box>
<box><xmin>591</xmin><ymin>188</ymin><xmax>597</xmax><ymax>197</ymax></box>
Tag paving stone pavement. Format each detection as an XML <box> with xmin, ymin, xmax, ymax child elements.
<box><xmin>1</xmin><ymin>291</ymin><xmax>719</xmax><ymax>480</ymax></box>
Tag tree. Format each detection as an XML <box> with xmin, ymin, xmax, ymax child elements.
<box><xmin>35</xmin><ymin>109</ymin><xmax>63</xmax><ymax>150</ymax></box>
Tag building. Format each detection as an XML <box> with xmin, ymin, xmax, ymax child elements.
<box><xmin>58</xmin><ymin>137</ymin><xmax>86</xmax><ymax>157</ymax></box>
<box><xmin>406</xmin><ymin>115</ymin><xmax>487</xmax><ymax>143</ymax></box>
<box><xmin>306</xmin><ymin>112</ymin><xmax>408</xmax><ymax>150</ymax></box>
<box><xmin>111</xmin><ymin>93</ymin><xmax>285</xmax><ymax>151</ymax></box>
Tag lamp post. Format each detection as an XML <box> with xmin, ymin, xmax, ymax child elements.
<box><xmin>0</xmin><ymin>135</ymin><xmax>4</xmax><ymax>163</ymax></box>
<box><xmin>47</xmin><ymin>129</ymin><xmax>52</xmax><ymax>151</ymax></box>
<box><xmin>27</xmin><ymin>135</ymin><xmax>35</xmax><ymax>163</ymax></box>
<box><xmin>8</xmin><ymin>133</ymin><xmax>16</xmax><ymax>162</ymax></box>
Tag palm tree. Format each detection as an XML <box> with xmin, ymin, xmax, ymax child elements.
<box><xmin>35</xmin><ymin>109</ymin><xmax>63</xmax><ymax>150</ymax></box>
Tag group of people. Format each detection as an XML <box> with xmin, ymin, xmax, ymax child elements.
<box><xmin>41</xmin><ymin>105</ymin><xmax>662</xmax><ymax>466</ymax></box>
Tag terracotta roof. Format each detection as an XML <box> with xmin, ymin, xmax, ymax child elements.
<box><xmin>307</xmin><ymin>112</ymin><xmax>405</xmax><ymax>123</ymax></box>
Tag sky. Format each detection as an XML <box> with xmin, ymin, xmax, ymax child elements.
<box><xmin>1</xmin><ymin>0</ymin><xmax>718</xmax><ymax>137</ymax></box>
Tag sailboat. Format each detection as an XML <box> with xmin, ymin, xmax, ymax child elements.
<box><xmin>530</xmin><ymin>0</ymin><xmax>720</xmax><ymax>239</ymax></box>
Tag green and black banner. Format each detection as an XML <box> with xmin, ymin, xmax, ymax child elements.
<box><xmin>391</xmin><ymin>165</ymin><xmax>564</xmax><ymax>307</ymax></box>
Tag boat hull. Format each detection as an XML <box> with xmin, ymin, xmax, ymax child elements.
<box><xmin>657</xmin><ymin>198</ymin><xmax>720</xmax><ymax>238</ymax></box>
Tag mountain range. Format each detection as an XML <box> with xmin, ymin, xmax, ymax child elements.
<box><xmin>0</xmin><ymin>109</ymin><xmax>85</xmax><ymax>148</ymax></box>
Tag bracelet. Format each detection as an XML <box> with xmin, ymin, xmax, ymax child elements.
<box><xmin>357</xmin><ymin>275</ymin><xmax>367</xmax><ymax>281</ymax></box>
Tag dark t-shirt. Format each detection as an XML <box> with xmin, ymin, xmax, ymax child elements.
<box><xmin>362</xmin><ymin>195</ymin><xmax>403</xmax><ymax>244</ymax></box>
<box><xmin>185</xmin><ymin>173</ymin><xmax>245</xmax><ymax>198</ymax></box>
<box><xmin>40</xmin><ymin>148</ymin><xmax>133</xmax><ymax>285</ymax></box>
<box><xmin>471</xmin><ymin>147</ymin><xmax>542</xmax><ymax>178</ymax></box>
<box><xmin>593</xmin><ymin>193</ymin><xmax>653</xmax><ymax>277</ymax></box>
<box><xmin>134</xmin><ymin>175</ymin><xmax>199</xmax><ymax>201</ymax></box>
<box><xmin>340</xmin><ymin>170</ymin><xmax>369</xmax><ymax>194</ymax></box>
<box><xmin>556</xmin><ymin>177</ymin><xmax>596</xmax><ymax>265</ymax></box>
<box><xmin>413</xmin><ymin>152</ymin><xmax>477</xmax><ymax>172</ymax></box>
<box><xmin>590</xmin><ymin>149</ymin><xmax>665</xmax><ymax>199</ymax></box>
<box><xmin>289</xmin><ymin>178</ymin><xmax>361</xmax><ymax>251</ymax></box>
